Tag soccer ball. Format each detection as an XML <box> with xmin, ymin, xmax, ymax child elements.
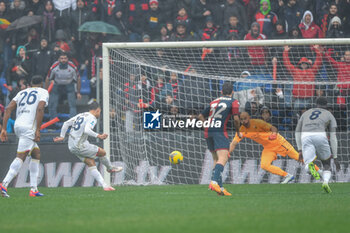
<box><xmin>169</xmin><ymin>151</ymin><xmax>183</xmax><ymax>164</ymax></box>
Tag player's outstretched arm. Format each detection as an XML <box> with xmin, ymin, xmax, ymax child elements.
<box><xmin>83</xmin><ymin>118</ymin><xmax>107</xmax><ymax>139</ymax></box>
<box><xmin>329</xmin><ymin>127</ymin><xmax>339</xmax><ymax>171</ymax></box>
<box><xmin>35</xmin><ymin>101</ymin><xmax>47</xmax><ymax>142</ymax></box>
<box><xmin>229</xmin><ymin>140</ymin><xmax>239</xmax><ymax>155</ymax></box>
<box><xmin>53</xmin><ymin>117</ymin><xmax>75</xmax><ymax>142</ymax></box>
<box><xmin>0</xmin><ymin>101</ymin><xmax>16</xmax><ymax>142</ymax></box>
<box><xmin>53</xmin><ymin>137</ymin><xmax>65</xmax><ymax>142</ymax></box>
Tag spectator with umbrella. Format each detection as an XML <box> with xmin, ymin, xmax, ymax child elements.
<box><xmin>6</xmin><ymin>14</ymin><xmax>42</xmax><ymax>62</ymax></box>
<box><xmin>6</xmin><ymin>15</ymin><xmax>43</xmax><ymax>31</ymax></box>
<box><xmin>78</xmin><ymin>21</ymin><xmax>121</xmax><ymax>35</ymax></box>
<box><xmin>105</xmin><ymin>4</ymin><xmax>129</xmax><ymax>42</ymax></box>
<box><xmin>7</xmin><ymin>0</ymin><xmax>34</xmax><ymax>54</ymax></box>
<box><xmin>6</xmin><ymin>16</ymin><xmax>41</xmax><ymax>55</ymax></box>
<box><xmin>78</xmin><ymin>20</ymin><xmax>121</xmax><ymax>74</ymax></box>
<box><xmin>71</xmin><ymin>0</ymin><xmax>95</xmax><ymax>66</ymax></box>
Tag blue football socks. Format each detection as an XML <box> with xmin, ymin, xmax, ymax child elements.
<box><xmin>212</xmin><ymin>164</ymin><xmax>224</xmax><ymax>187</ymax></box>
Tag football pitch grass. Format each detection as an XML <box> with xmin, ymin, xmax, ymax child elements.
<box><xmin>1</xmin><ymin>183</ymin><xmax>349</xmax><ymax>233</ymax></box>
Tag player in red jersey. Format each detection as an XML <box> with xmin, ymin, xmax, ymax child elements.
<box><xmin>198</xmin><ymin>82</ymin><xmax>240</xmax><ymax>196</ymax></box>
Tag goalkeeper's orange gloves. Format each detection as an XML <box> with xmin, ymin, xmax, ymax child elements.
<box><xmin>268</xmin><ymin>133</ymin><xmax>277</xmax><ymax>140</ymax></box>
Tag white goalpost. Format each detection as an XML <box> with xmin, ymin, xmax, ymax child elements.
<box><xmin>103</xmin><ymin>39</ymin><xmax>350</xmax><ymax>186</ymax></box>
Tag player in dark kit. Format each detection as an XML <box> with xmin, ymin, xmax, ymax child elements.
<box><xmin>198</xmin><ymin>82</ymin><xmax>240</xmax><ymax>196</ymax></box>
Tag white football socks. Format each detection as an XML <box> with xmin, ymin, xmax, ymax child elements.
<box><xmin>318</xmin><ymin>169</ymin><xmax>324</xmax><ymax>178</ymax></box>
<box><xmin>99</xmin><ymin>156</ymin><xmax>113</xmax><ymax>170</ymax></box>
<box><xmin>29</xmin><ymin>159</ymin><xmax>40</xmax><ymax>191</ymax></box>
<box><xmin>2</xmin><ymin>157</ymin><xmax>23</xmax><ymax>188</ymax></box>
<box><xmin>323</xmin><ymin>170</ymin><xmax>331</xmax><ymax>184</ymax></box>
<box><xmin>89</xmin><ymin>166</ymin><xmax>108</xmax><ymax>188</ymax></box>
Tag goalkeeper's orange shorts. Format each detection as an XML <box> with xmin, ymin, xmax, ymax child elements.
<box><xmin>261</xmin><ymin>141</ymin><xmax>299</xmax><ymax>164</ymax></box>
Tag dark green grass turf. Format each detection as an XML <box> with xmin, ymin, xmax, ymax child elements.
<box><xmin>1</xmin><ymin>183</ymin><xmax>349</xmax><ymax>233</ymax></box>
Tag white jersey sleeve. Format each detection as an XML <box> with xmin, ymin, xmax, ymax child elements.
<box><xmin>330</xmin><ymin>130</ymin><xmax>338</xmax><ymax>158</ymax></box>
<box><xmin>328</xmin><ymin>112</ymin><xmax>338</xmax><ymax>158</ymax></box>
<box><xmin>329</xmin><ymin>114</ymin><xmax>337</xmax><ymax>131</ymax></box>
<box><xmin>39</xmin><ymin>89</ymin><xmax>49</xmax><ymax>107</ymax></box>
<box><xmin>12</xmin><ymin>91</ymin><xmax>21</xmax><ymax>103</ymax></box>
<box><xmin>84</xmin><ymin>115</ymin><xmax>98</xmax><ymax>138</ymax></box>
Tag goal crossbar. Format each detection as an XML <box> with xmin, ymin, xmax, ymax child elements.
<box><xmin>103</xmin><ymin>38</ymin><xmax>350</xmax><ymax>49</ymax></box>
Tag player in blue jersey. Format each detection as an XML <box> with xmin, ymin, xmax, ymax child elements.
<box><xmin>198</xmin><ymin>82</ymin><xmax>240</xmax><ymax>196</ymax></box>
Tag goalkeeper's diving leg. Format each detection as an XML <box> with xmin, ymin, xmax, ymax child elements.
<box><xmin>260</xmin><ymin>149</ymin><xmax>295</xmax><ymax>184</ymax></box>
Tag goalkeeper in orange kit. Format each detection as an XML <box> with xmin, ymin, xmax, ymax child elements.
<box><xmin>229</xmin><ymin>112</ymin><xmax>320</xmax><ymax>183</ymax></box>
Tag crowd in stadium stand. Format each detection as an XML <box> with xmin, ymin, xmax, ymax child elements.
<box><xmin>1</xmin><ymin>0</ymin><xmax>350</xmax><ymax>132</ymax></box>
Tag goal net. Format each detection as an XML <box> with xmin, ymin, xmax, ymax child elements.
<box><xmin>102</xmin><ymin>39</ymin><xmax>350</xmax><ymax>185</ymax></box>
